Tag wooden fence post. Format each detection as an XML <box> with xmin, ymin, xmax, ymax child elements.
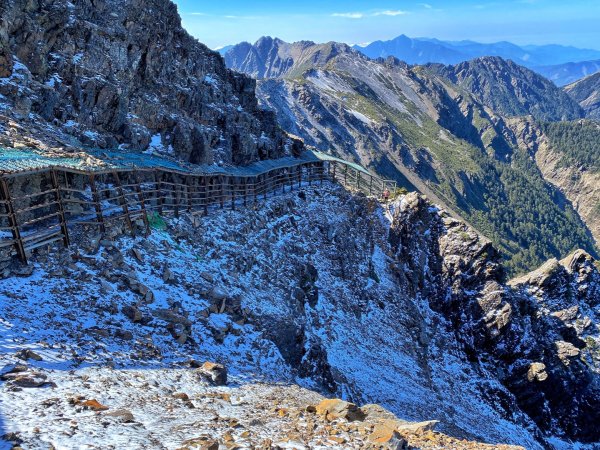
<box><xmin>50</xmin><ymin>169</ymin><xmax>70</xmax><ymax>247</ymax></box>
<box><xmin>133</xmin><ymin>170</ymin><xmax>150</xmax><ymax>235</ymax></box>
<box><xmin>263</xmin><ymin>175</ymin><xmax>267</xmax><ymax>200</ymax></box>
<box><xmin>154</xmin><ymin>170</ymin><xmax>163</xmax><ymax>215</ymax></box>
<box><xmin>186</xmin><ymin>176</ymin><xmax>193</xmax><ymax>213</ymax></box>
<box><xmin>0</xmin><ymin>177</ymin><xmax>26</xmax><ymax>263</ymax></box>
<box><xmin>220</xmin><ymin>175</ymin><xmax>224</xmax><ymax>209</ymax></box>
<box><xmin>203</xmin><ymin>176</ymin><xmax>209</xmax><ymax>215</ymax></box>
<box><xmin>113</xmin><ymin>171</ymin><xmax>133</xmax><ymax>233</ymax></box>
<box><xmin>253</xmin><ymin>176</ymin><xmax>258</xmax><ymax>204</ymax></box>
<box><xmin>88</xmin><ymin>174</ymin><xmax>105</xmax><ymax>233</ymax></box>
<box><xmin>173</xmin><ymin>174</ymin><xmax>180</xmax><ymax>218</ymax></box>
<box><xmin>231</xmin><ymin>176</ymin><xmax>235</xmax><ymax>210</ymax></box>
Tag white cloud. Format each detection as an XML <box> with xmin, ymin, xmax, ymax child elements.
<box><xmin>373</xmin><ymin>10</ymin><xmax>409</xmax><ymax>16</ymax></box>
<box><xmin>332</xmin><ymin>10</ymin><xmax>409</xmax><ymax>19</ymax></box>
<box><xmin>332</xmin><ymin>12</ymin><xmax>365</xmax><ymax>19</ymax></box>
<box><xmin>419</xmin><ymin>3</ymin><xmax>433</xmax><ymax>8</ymax></box>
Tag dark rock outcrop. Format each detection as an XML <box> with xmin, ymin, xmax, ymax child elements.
<box><xmin>0</xmin><ymin>0</ymin><xmax>294</xmax><ymax>164</ymax></box>
<box><xmin>388</xmin><ymin>192</ymin><xmax>600</xmax><ymax>442</ymax></box>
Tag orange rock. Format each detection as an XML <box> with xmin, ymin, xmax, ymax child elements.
<box><xmin>370</xmin><ymin>428</ymin><xmax>407</xmax><ymax>449</ymax></box>
<box><xmin>81</xmin><ymin>399</ymin><xmax>109</xmax><ymax>411</ymax></box>
<box><xmin>315</xmin><ymin>398</ymin><xmax>365</xmax><ymax>422</ymax></box>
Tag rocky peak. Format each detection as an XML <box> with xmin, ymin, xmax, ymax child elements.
<box><xmin>223</xmin><ymin>37</ymin><xmax>360</xmax><ymax>80</ymax></box>
<box><xmin>0</xmin><ymin>0</ymin><xmax>293</xmax><ymax>164</ymax></box>
<box><xmin>428</xmin><ymin>56</ymin><xmax>585</xmax><ymax>121</ymax></box>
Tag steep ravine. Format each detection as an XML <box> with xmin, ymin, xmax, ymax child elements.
<box><xmin>507</xmin><ymin>118</ymin><xmax>600</xmax><ymax>247</ymax></box>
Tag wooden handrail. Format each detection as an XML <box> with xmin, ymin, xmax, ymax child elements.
<box><xmin>0</xmin><ymin>157</ymin><xmax>399</xmax><ymax>265</ymax></box>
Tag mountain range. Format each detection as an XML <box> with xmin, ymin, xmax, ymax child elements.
<box><xmin>222</xmin><ymin>37</ymin><xmax>600</xmax><ymax>275</ymax></box>
<box><xmin>352</xmin><ymin>34</ymin><xmax>600</xmax><ymax>85</ymax></box>
<box><xmin>220</xmin><ymin>34</ymin><xmax>600</xmax><ymax>86</ymax></box>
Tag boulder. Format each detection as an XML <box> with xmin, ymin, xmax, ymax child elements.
<box><xmin>153</xmin><ymin>309</ymin><xmax>192</xmax><ymax>327</ymax></box>
<box><xmin>315</xmin><ymin>399</ymin><xmax>365</xmax><ymax>422</ymax></box>
<box><xmin>178</xmin><ymin>436</ymin><xmax>219</xmax><ymax>450</ymax></box>
<box><xmin>208</xmin><ymin>286</ymin><xmax>228</xmax><ymax>302</ymax></box>
<box><xmin>556</xmin><ymin>340</ymin><xmax>581</xmax><ymax>364</ymax></box>
<box><xmin>395</xmin><ymin>420</ymin><xmax>438</xmax><ymax>433</ymax></box>
<box><xmin>15</xmin><ymin>349</ymin><xmax>43</xmax><ymax>361</ymax></box>
<box><xmin>122</xmin><ymin>305</ymin><xmax>143</xmax><ymax>323</ymax></box>
<box><xmin>81</xmin><ymin>399</ymin><xmax>109</xmax><ymax>411</ymax></box>
<box><xmin>131</xmin><ymin>248</ymin><xmax>144</xmax><ymax>263</ymax></box>
<box><xmin>173</xmin><ymin>392</ymin><xmax>190</xmax><ymax>401</ymax></box>
<box><xmin>198</xmin><ymin>362</ymin><xmax>227</xmax><ymax>386</ymax></box>
<box><xmin>368</xmin><ymin>424</ymin><xmax>408</xmax><ymax>450</ymax></box>
<box><xmin>527</xmin><ymin>362</ymin><xmax>548</xmax><ymax>382</ymax></box>
<box><xmin>105</xmin><ymin>409</ymin><xmax>134</xmax><ymax>423</ymax></box>
<box><xmin>0</xmin><ymin>49</ymin><xmax>13</xmax><ymax>78</ymax></box>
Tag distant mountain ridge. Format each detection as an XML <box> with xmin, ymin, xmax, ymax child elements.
<box><xmin>354</xmin><ymin>34</ymin><xmax>600</xmax><ymax>68</ymax></box>
<box><xmin>222</xmin><ymin>36</ymin><xmax>358</xmax><ymax>80</ymax></box>
<box><xmin>533</xmin><ymin>59</ymin><xmax>600</xmax><ymax>86</ymax></box>
<box><xmin>221</xmin><ymin>35</ymin><xmax>600</xmax><ymax>86</ymax></box>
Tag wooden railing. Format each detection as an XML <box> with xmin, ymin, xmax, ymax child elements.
<box><xmin>0</xmin><ymin>156</ymin><xmax>396</xmax><ymax>264</ymax></box>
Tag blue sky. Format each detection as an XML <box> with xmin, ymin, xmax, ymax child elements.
<box><xmin>172</xmin><ymin>0</ymin><xmax>600</xmax><ymax>50</ymax></box>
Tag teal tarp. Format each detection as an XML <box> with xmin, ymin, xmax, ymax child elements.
<box><xmin>0</xmin><ymin>148</ymin><xmax>323</xmax><ymax>176</ymax></box>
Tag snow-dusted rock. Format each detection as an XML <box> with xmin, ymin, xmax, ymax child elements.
<box><xmin>0</xmin><ymin>184</ymin><xmax>598</xmax><ymax>448</ymax></box>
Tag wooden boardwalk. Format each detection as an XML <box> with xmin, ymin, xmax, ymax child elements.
<box><xmin>0</xmin><ymin>149</ymin><xmax>396</xmax><ymax>264</ymax></box>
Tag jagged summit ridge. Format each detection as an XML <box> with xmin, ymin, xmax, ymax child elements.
<box><xmin>426</xmin><ymin>56</ymin><xmax>585</xmax><ymax>121</ymax></box>
<box><xmin>0</xmin><ymin>0</ymin><xmax>292</xmax><ymax>165</ymax></box>
<box><xmin>223</xmin><ymin>36</ymin><xmax>361</xmax><ymax>80</ymax></box>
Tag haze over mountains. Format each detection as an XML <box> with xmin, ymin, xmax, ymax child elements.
<box><xmin>223</xmin><ymin>37</ymin><xmax>600</xmax><ymax>275</ymax></box>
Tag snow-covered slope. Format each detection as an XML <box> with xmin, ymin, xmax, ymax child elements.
<box><xmin>1</xmin><ymin>183</ymin><xmax>599</xmax><ymax>448</ymax></box>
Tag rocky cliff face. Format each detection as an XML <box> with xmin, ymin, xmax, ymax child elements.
<box><xmin>1</xmin><ymin>184</ymin><xmax>599</xmax><ymax>448</ymax></box>
<box><xmin>0</xmin><ymin>0</ymin><xmax>291</xmax><ymax>164</ymax></box>
<box><xmin>564</xmin><ymin>71</ymin><xmax>600</xmax><ymax>119</ymax></box>
<box><xmin>224</xmin><ymin>38</ymin><xmax>597</xmax><ymax>275</ymax></box>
